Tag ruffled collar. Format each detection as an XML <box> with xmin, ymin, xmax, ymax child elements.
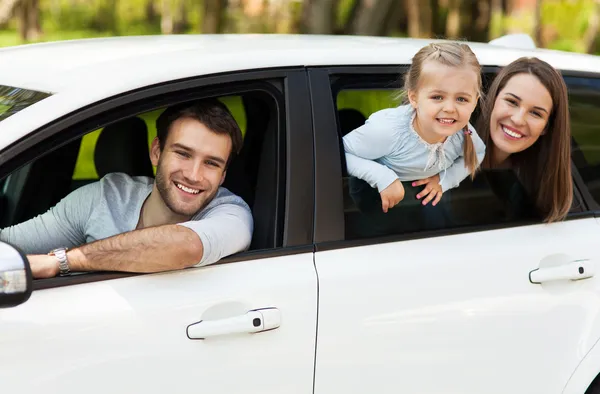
<box><xmin>408</xmin><ymin>109</ymin><xmax>448</xmax><ymax>172</ymax></box>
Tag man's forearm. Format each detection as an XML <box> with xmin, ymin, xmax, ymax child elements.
<box><xmin>67</xmin><ymin>225</ymin><xmax>204</xmax><ymax>273</ymax></box>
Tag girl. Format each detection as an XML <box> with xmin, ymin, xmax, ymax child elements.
<box><xmin>343</xmin><ymin>42</ymin><xmax>486</xmax><ymax>214</ymax></box>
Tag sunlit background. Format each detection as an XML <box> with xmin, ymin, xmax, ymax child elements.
<box><xmin>0</xmin><ymin>0</ymin><xmax>594</xmax><ymax>53</ymax></box>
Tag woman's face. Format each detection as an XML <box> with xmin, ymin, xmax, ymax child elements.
<box><xmin>489</xmin><ymin>73</ymin><xmax>553</xmax><ymax>163</ymax></box>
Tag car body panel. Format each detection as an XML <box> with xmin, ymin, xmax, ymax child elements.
<box><xmin>0</xmin><ymin>253</ymin><xmax>318</xmax><ymax>393</ymax></box>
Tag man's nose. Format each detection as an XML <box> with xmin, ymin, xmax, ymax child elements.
<box><xmin>184</xmin><ymin>160</ymin><xmax>204</xmax><ymax>183</ymax></box>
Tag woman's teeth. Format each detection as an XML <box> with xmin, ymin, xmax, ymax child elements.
<box><xmin>502</xmin><ymin>126</ymin><xmax>523</xmax><ymax>139</ymax></box>
<box><xmin>176</xmin><ymin>183</ymin><xmax>200</xmax><ymax>194</ymax></box>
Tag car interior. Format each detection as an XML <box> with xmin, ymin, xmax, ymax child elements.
<box><xmin>0</xmin><ymin>91</ymin><xmax>284</xmax><ymax>252</ymax></box>
<box><xmin>335</xmin><ymin>76</ymin><xmax>590</xmax><ymax>240</ymax></box>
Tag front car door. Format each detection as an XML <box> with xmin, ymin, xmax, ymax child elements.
<box><xmin>309</xmin><ymin>66</ymin><xmax>600</xmax><ymax>394</ymax></box>
<box><xmin>0</xmin><ymin>70</ymin><xmax>318</xmax><ymax>394</ymax></box>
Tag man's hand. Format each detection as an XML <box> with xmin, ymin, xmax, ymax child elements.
<box><xmin>380</xmin><ymin>179</ymin><xmax>405</xmax><ymax>213</ymax></box>
<box><xmin>413</xmin><ymin>174</ymin><xmax>443</xmax><ymax>206</ymax></box>
<box><xmin>28</xmin><ymin>254</ymin><xmax>59</xmax><ymax>279</ymax></box>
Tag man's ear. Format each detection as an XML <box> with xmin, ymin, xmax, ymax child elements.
<box><xmin>150</xmin><ymin>137</ymin><xmax>161</xmax><ymax>167</ymax></box>
<box><xmin>220</xmin><ymin>170</ymin><xmax>227</xmax><ymax>186</ymax></box>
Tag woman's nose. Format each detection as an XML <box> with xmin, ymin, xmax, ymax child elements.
<box><xmin>511</xmin><ymin>108</ymin><xmax>526</xmax><ymax>126</ymax></box>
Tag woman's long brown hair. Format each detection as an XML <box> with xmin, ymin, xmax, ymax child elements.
<box><xmin>476</xmin><ymin>57</ymin><xmax>573</xmax><ymax>222</ymax></box>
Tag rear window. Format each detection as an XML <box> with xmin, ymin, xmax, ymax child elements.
<box><xmin>0</xmin><ymin>85</ymin><xmax>51</xmax><ymax>121</ymax></box>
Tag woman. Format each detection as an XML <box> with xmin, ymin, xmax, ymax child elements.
<box><xmin>473</xmin><ymin>56</ymin><xmax>573</xmax><ymax>223</ymax></box>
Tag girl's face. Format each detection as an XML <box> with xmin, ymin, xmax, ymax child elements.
<box><xmin>489</xmin><ymin>73</ymin><xmax>553</xmax><ymax>164</ymax></box>
<box><xmin>408</xmin><ymin>61</ymin><xmax>479</xmax><ymax>144</ymax></box>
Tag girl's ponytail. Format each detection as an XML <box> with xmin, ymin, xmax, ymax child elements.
<box><xmin>463</xmin><ymin>127</ymin><xmax>479</xmax><ymax>179</ymax></box>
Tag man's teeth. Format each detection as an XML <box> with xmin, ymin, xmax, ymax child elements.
<box><xmin>176</xmin><ymin>183</ymin><xmax>200</xmax><ymax>194</ymax></box>
<box><xmin>438</xmin><ymin>118</ymin><xmax>455</xmax><ymax>124</ymax></box>
<box><xmin>502</xmin><ymin>126</ymin><xmax>523</xmax><ymax>139</ymax></box>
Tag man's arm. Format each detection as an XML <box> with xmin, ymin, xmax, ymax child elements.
<box><xmin>0</xmin><ymin>183</ymin><xmax>98</xmax><ymax>254</ymax></box>
<box><xmin>30</xmin><ymin>201</ymin><xmax>253</xmax><ymax>278</ymax></box>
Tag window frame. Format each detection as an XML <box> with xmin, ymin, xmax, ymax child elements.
<box><xmin>309</xmin><ymin>65</ymin><xmax>597</xmax><ymax>252</ymax></box>
<box><xmin>0</xmin><ymin>68</ymin><xmax>315</xmax><ymax>290</ymax></box>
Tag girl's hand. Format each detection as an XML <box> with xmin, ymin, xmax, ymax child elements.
<box><xmin>380</xmin><ymin>179</ymin><xmax>405</xmax><ymax>213</ymax></box>
<box><xmin>413</xmin><ymin>175</ymin><xmax>443</xmax><ymax>206</ymax></box>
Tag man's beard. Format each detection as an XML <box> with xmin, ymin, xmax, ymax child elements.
<box><xmin>154</xmin><ymin>164</ymin><xmax>216</xmax><ymax>217</ymax></box>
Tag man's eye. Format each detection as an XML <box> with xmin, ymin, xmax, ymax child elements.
<box><xmin>176</xmin><ymin>151</ymin><xmax>190</xmax><ymax>158</ymax></box>
<box><xmin>206</xmin><ymin>161</ymin><xmax>219</xmax><ymax>167</ymax></box>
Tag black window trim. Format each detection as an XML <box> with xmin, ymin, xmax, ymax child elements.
<box><xmin>309</xmin><ymin>65</ymin><xmax>598</xmax><ymax>253</ymax></box>
<box><xmin>0</xmin><ymin>67</ymin><xmax>315</xmax><ymax>290</ymax></box>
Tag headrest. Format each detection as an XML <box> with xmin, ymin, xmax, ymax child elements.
<box><xmin>94</xmin><ymin>117</ymin><xmax>154</xmax><ymax>178</ymax></box>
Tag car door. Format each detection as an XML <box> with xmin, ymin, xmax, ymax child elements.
<box><xmin>0</xmin><ymin>70</ymin><xmax>319</xmax><ymax>394</ymax></box>
<box><xmin>308</xmin><ymin>67</ymin><xmax>600</xmax><ymax>394</ymax></box>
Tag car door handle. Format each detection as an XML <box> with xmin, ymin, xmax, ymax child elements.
<box><xmin>186</xmin><ymin>307</ymin><xmax>281</xmax><ymax>340</ymax></box>
<box><xmin>529</xmin><ymin>259</ymin><xmax>594</xmax><ymax>284</ymax></box>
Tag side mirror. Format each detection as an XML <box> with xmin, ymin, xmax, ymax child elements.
<box><xmin>0</xmin><ymin>242</ymin><xmax>32</xmax><ymax>308</ymax></box>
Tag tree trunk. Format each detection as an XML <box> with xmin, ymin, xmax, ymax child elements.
<box><xmin>145</xmin><ymin>0</ymin><xmax>159</xmax><ymax>24</ymax></box>
<box><xmin>533</xmin><ymin>0</ymin><xmax>542</xmax><ymax>46</ymax></box>
<box><xmin>405</xmin><ymin>0</ymin><xmax>420</xmax><ymax>37</ymax></box>
<box><xmin>431</xmin><ymin>0</ymin><xmax>444</xmax><ymax>38</ymax></box>
<box><xmin>340</xmin><ymin>0</ymin><xmax>361</xmax><ymax>34</ymax></box>
<box><xmin>203</xmin><ymin>0</ymin><xmax>226</xmax><ymax>33</ymax></box>
<box><xmin>583</xmin><ymin>2</ymin><xmax>600</xmax><ymax>54</ymax></box>
<box><xmin>445</xmin><ymin>0</ymin><xmax>461</xmax><ymax>39</ymax></box>
<box><xmin>17</xmin><ymin>0</ymin><xmax>41</xmax><ymax>41</ymax></box>
<box><xmin>469</xmin><ymin>0</ymin><xmax>491</xmax><ymax>42</ymax></box>
<box><xmin>301</xmin><ymin>0</ymin><xmax>338</xmax><ymax>34</ymax></box>
<box><xmin>161</xmin><ymin>0</ymin><xmax>173</xmax><ymax>34</ymax></box>
<box><xmin>0</xmin><ymin>0</ymin><xmax>22</xmax><ymax>26</ymax></box>
<box><xmin>349</xmin><ymin>0</ymin><xmax>397</xmax><ymax>36</ymax></box>
<box><xmin>173</xmin><ymin>0</ymin><xmax>188</xmax><ymax>33</ymax></box>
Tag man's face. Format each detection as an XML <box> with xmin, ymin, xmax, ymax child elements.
<box><xmin>151</xmin><ymin>117</ymin><xmax>232</xmax><ymax>218</ymax></box>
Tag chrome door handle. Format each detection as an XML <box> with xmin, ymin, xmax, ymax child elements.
<box><xmin>529</xmin><ymin>259</ymin><xmax>594</xmax><ymax>284</ymax></box>
<box><xmin>187</xmin><ymin>307</ymin><xmax>281</xmax><ymax>340</ymax></box>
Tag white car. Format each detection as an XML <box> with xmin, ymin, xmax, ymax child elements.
<box><xmin>1</xmin><ymin>33</ymin><xmax>600</xmax><ymax>394</ymax></box>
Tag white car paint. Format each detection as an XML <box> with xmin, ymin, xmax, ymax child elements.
<box><xmin>1</xmin><ymin>34</ymin><xmax>600</xmax><ymax>150</ymax></box>
<box><xmin>0</xmin><ymin>253</ymin><xmax>318</xmax><ymax>393</ymax></box>
<box><xmin>0</xmin><ymin>33</ymin><xmax>600</xmax><ymax>394</ymax></box>
<box><xmin>314</xmin><ymin>218</ymin><xmax>600</xmax><ymax>394</ymax></box>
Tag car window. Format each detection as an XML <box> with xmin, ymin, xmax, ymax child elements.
<box><xmin>333</xmin><ymin>76</ymin><xmax>547</xmax><ymax>241</ymax></box>
<box><xmin>0</xmin><ymin>85</ymin><xmax>51</xmax><ymax>122</ymax></box>
<box><xmin>72</xmin><ymin>96</ymin><xmax>247</xmax><ymax>181</ymax></box>
<box><xmin>0</xmin><ymin>88</ymin><xmax>284</xmax><ymax>252</ymax></box>
<box><xmin>564</xmin><ymin>76</ymin><xmax>600</xmax><ymax>206</ymax></box>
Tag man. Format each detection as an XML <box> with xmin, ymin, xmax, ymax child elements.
<box><xmin>0</xmin><ymin>99</ymin><xmax>253</xmax><ymax>279</ymax></box>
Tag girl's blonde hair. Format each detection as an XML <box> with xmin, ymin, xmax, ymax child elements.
<box><xmin>400</xmin><ymin>42</ymin><xmax>483</xmax><ymax>179</ymax></box>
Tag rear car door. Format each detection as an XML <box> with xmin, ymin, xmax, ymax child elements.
<box><xmin>0</xmin><ymin>70</ymin><xmax>318</xmax><ymax>394</ymax></box>
<box><xmin>309</xmin><ymin>67</ymin><xmax>600</xmax><ymax>394</ymax></box>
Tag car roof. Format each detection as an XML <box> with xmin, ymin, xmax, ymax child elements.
<box><xmin>0</xmin><ymin>34</ymin><xmax>599</xmax><ymax>149</ymax></box>
<box><xmin>1</xmin><ymin>34</ymin><xmax>599</xmax><ymax>94</ymax></box>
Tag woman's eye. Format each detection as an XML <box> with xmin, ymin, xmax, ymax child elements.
<box><xmin>531</xmin><ymin>111</ymin><xmax>542</xmax><ymax>118</ymax></box>
<box><xmin>505</xmin><ymin>98</ymin><xmax>517</xmax><ymax>106</ymax></box>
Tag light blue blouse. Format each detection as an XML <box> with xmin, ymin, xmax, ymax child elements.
<box><xmin>343</xmin><ymin>104</ymin><xmax>486</xmax><ymax>193</ymax></box>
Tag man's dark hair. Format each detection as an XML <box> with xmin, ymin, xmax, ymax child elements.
<box><xmin>156</xmin><ymin>98</ymin><xmax>243</xmax><ymax>166</ymax></box>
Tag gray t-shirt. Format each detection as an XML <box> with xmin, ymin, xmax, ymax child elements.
<box><xmin>0</xmin><ymin>172</ymin><xmax>254</xmax><ymax>267</ymax></box>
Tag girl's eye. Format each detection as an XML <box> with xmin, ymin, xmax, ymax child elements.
<box><xmin>457</xmin><ymin>97</ymin><xmax>468</xmax><ymax>103</ymax></box>
<box><xmin>431</xmin><ymin>95</ymin><xmax>443</xmax><ymax>100</ymax></box>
